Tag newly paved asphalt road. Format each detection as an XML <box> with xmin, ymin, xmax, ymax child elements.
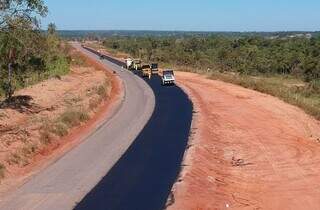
<box><xmin>0</xmin><ymin>44</ymin><xmax>193</xmax><ymax>210</ymax></box>
<box><xmin>75</xmin><ymin>50</ymin><xmax>193</xmax><ymax>210</ymax></box>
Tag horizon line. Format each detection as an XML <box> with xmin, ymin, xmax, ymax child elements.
<box><xmin>55</xmin><ymin>29</ymin><xmax>320</xmax><ymax>33</ymax></box>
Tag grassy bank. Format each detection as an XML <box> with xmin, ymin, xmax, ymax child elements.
<box><xmin>204</xmin><ymin>71</ymin><xmax>319</xmax><ymax>120</ymax></box>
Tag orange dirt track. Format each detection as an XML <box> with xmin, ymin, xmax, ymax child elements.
<box><xmin>169</xmin><ymin>72</ymin><xmax>320</xmax><ymax>210</ymax></box>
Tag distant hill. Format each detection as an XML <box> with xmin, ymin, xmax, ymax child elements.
<box><xmin>59</xmin><ymin>30</ymin><xmax>320</xmax><ymax>40</ymax></box>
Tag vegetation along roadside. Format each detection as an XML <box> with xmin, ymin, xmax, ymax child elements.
<box><xmin>100</xmin><ymin>36</ymin><xmax>320</xmax><ymax>119</ymax></box>
<box><xmin>0</xmin><ymin>0</ymin><xmax>112</xmax><ymax>183</ymax></box>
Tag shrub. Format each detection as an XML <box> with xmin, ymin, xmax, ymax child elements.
<box><xmin>97</xmin><ymin>85</ymin><xmax>107</xmax><ymax>97</ymax></box>
<box><xmin>0</xmin><ymin>164</ymin><xmax>5</xmax><ymax>179</ymax></box>
<box><xmin>39</xmin><ymin>119</ymin><xmax>53</xmax><ymax>145</ymax></box>
<box><xmin>89</xmin><ymin>97</ymin><xmax>102</xmax><ymax>110</ymax></box>
<box><xmin>6</xmin><ymin>153</ymin><xmax>22</xmax><ymax>166</ymax></box>
<box><xmin>40</xmin><ymin>129</ymin><xmax>52</xmax><ymax>145</ymax></box>
<box><xmin>52</xmin><ymin>122</ymin><xmax>69</xmax><ymax>137</ymax></box>
<box><xmin>307</xmin><ymin>80</ymin><xmax>320</xmax><ymax>94</ymax></box>
<box><xmin>21</xmin><ymin>144</ymin><xmax>38</xmax><ymax>157</ymax></box>
<box><xmin>58</xmin><ymin>109</ymin><xmax>89</xmax><ymax>128</ymax></box>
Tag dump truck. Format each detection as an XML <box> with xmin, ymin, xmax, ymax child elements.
<box><xmin>141</xmin><ymin>64</ymin><xmax>152</xmax><ymax>78</ymax></box>
<box><xmin>151</xmin><ymin>63</ymin><xmax>159</xmax><ymax>75</ymax></box>
<box><xmin>161</xmin><ymin>69</ymin><xmax>175</xmax><ymax>85</ymax></box>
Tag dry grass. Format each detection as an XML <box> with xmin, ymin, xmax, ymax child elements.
<box><xmin>6</xmin><ymin>149</ymin><xmax>32</xmax><ymax>167</ymax></box>
<box><xmin>88</xmin><ymin>80</ymin><xmax>110</xmax><ymax>110</ymax></box>
<box><xmin>97</xmin><ymin>84</ymin><xmax>107</xmax><ymax>97</ymax></box>
<box><xmin>12</xmin><ymin>144</ymin><xmax>39</xmax><ymax>166</ymax></box>
<box><xmin>207</xmin><ymin>71</ymin><xmax>320</xmax><ymax>120</ymax></box>
<box><xmin>41</xmin><ymin>108</ymin><xmax>90</xmax><ymax>139</ymax></box>
<box><xmin>39</xmin><ymin>119</ymin><xmax>54</xmax><ymax>145</ymax></box>
<box><xmin>21</xmin><ymin>144</ymin><xmax>38</xmax><ymax>158</ymax></box>
<box><xmin>74</xmin><ymin>49</ymin><xmax>105</xmax><ymax>72</ymax></box>
<box><xmin>89</xmin><ymin>97</ymin><xmax>102</xmax><ymax>110</ymax></box>
<box><xmin>64</xmin><ymin>95</ymin><xmax>82</xmax><ymax>106</ymax></box>
<box><xmin>51</xmin><ymin>122</ymin><xmax>69</xmax><ymax>137</ymax></box>
<box><xmin>6</xmin><ymin>153</ymin><xmax>23</xmax><ymax>166</ymax></box>
<box><xmin>69</xmin><ymin>50</ymin><xmax>89</xmax><ymax>67</ymax></box>
<box><xmin>0</xmin><ymin>112</ymin><xmax>7</xmax><ymax>119</ymax></box>
<box><xmin>38</xmin><ymin>108</ymin><xmax>90</xmax><ymax>146</ymax></box>
<box><xmin>58</xmin><ymin>109</ymin><xmax>89</xmax><ymax>128</ymax></box>
<box><xmin>0</xmin><ymin>163</ymin><xmax>6</xmax><ymax>179</ymax></box>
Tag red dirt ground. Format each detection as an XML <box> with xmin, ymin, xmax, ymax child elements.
<box><xmin>169</xmin><ymin>72</ymin><xmax>320</xmax><ymax>210</ymax></box>
<box><xmin>0</xmin><ymin>48</ymin><xmax>123</xmax><ymax>197</ymax></box>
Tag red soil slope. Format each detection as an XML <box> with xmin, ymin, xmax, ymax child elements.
<box><xmin>169</xmin><ymin>72</ymin><xmax>320</xmax><ymax>210</ymax></box>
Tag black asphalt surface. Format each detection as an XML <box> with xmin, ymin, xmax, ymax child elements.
<box><xmin>75</xmin><ymin>50</ymin><xmax>193</xmax><ymax>210</ymax></box>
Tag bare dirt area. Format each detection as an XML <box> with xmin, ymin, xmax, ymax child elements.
<box><xmin>169</xmin><ymin>72</ymin><xmax>320</xmax><ymax>210</ymax></box>
<box><xmin>0</xmin><ymin>48</ymin><xmax>122</xmax><ymax>195</ymax></box>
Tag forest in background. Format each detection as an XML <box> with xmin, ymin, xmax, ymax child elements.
<box><xmin>101</xmin><ymin>35</ymin><xmax>320</xmax><ymax>119</ymax></box>
<box><xmin>103</xmin><ymin>36</ymin><xmax>320</xmax><ymax>87</ymax></box>
<box><xmin>59</xmin><ymin>30</ymin><xmax>320</xmax><ymax>39</ymax></box>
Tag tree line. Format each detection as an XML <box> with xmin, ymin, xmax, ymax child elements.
<box><xmin>0</xmin><ymin>0</ymin><xmax>69</xmax><ymax>99</ymax></box>
<box><xmin>103</xmin><ymin>36</ymin><xmax>320</xmax><ymax>84</ymax></box>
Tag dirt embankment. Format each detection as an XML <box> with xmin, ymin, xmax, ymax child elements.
<box><xmin>0</xmin><ymin>48</ymin><xmax>122</xmax><ymax>194</ymax></box>
<box><xmin>169</xmin><ymin>72</ymin><xmax>320</xmax><ymax>210</ymax></box>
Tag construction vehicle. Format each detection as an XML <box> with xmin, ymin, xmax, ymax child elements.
<box><xmin>125</xmin><ymin>58</ymin><xmax>134</xmax><ymax>70</ymax></box>
<box><xmin>161</xmin><ymin>69</ymin><xmax>175</xmax><ymax>85</ymax></box>
<box><xmin>133</xmin><ymin>59</ymin><xmax>142</xmax><ymax>70</ymax></box>
<box><xmin>141</xmin><ymin>64</ymin><xmax>152</xmax><ymax>78</ymax></box>
<box><xmin>97</xmin><ymin>50</ymin><xmax>104</xmax><ymax>59</ymax></box>
<box><xmin>150</xmin><ymin>63</ymin><xmax>159</xmax><ymax>75</ymax></box>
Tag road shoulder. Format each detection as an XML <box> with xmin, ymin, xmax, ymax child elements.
<box><xmin>0</xmin><ymin>47</ymin><xmax>124</xmax><ymax>199</ymax></box>
<box><xmin>169</xmin><ymin>71</ymin><xmax>320</xmax><ymax>210</ymax></box>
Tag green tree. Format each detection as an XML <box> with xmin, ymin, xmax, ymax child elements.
<box><xmin>47</xmin><ymin>23</ymin><xmax>57</xmax><ymax>35</ymax></box>
<box><xmin>0</xmin><ymin>0</ymin><xmax>48</xmax><ymax>99</ymax></box>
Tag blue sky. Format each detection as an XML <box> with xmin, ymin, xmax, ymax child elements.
<box><xmin>42</xmin><ymin>0</ymin><xmax>320</xmax><ymax>31</ymax></box>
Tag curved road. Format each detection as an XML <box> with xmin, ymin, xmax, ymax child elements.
<box><xmin>0</xmin><ymin>44</ymin><xmax>193</xmax><ymax>210</ymax></box>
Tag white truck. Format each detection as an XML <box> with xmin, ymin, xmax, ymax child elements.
<box><xmin>161</xmin><ymin>69</ymin><xmax>175</xmax><ymax>85</ymax></box>
<box><xmin>125</xmin><ymin>58</ymin><xmax>134</xmax><ymax>70</ymax></box>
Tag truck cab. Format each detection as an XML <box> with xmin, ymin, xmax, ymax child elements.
<box><xmin>161</xmin><ymin>69</ymin><xmax>175</xmax><ymax>85</ymax></box>
<box><xmin>151</xmin><ymin>63</ymin><xmax>159</xmax><ymax>75</ymax></box>
<box><xmin>97</xmin><ymin>50</ymin><xmax>104</xmax><ymax>59</ymax></box>
<box><xmin>141</xmin><ymin>64</ymin><xmax>151</xmax><ymax>78</ymax></box>
<box><xmin>125</xmin><ymin>58</ymin><xmax>133</xmax><ymax>70</ymax></box>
